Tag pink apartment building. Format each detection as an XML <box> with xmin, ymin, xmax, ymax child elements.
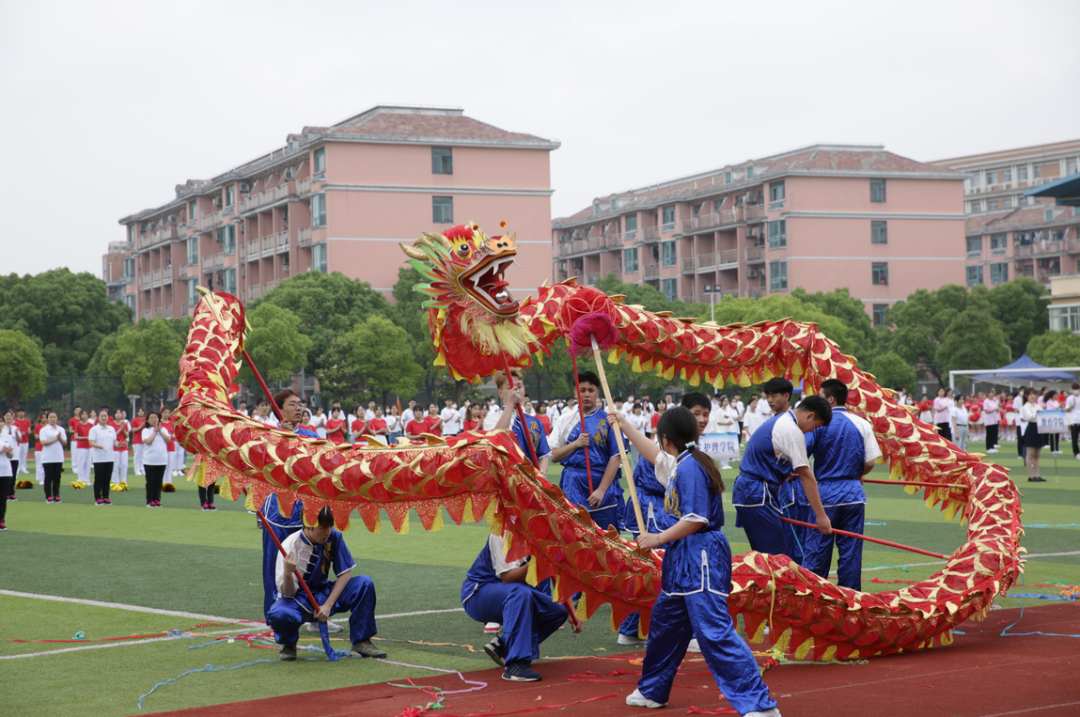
<box><xmin>552</xmin><ymin>145</ymin><xmax>966</xmax><ymax>324</ymax></box>
<box><xmin>932</xmin><ymin>139</ymin><xmax>1080</xmax><ymax>290</ymax></box>
<box><xmin>112</xmin><ymin>106</ymin><xmax>558</xmax><ymax>320</ymax></box>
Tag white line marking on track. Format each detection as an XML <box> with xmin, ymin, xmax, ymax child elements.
<box><xmin>0</xmin><ymin>590</ymin><xmax>259</xmax><ymax>623</ymax></box>
<box><xmin>0</xmin><ymin>628</ymin><xmax>250</xmax><ymax>660</ymax></box>
<box><xmin>978</xmin><ymin>701</ymin><xmax>1080</xmax><ymax>716</ymax></box>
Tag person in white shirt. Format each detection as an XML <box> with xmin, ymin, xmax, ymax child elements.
<box><xmin>1019</xmin><ymin>388</ymin><xmax>1046</xmax><ymax>482</ymax></box>
<box><xmin>755</xmin><ymin>391</ymin><xmax>773</xmax><ymax>418</ymax></box>
<box><xmin>950</xmin><ymin>396</ymin><xmax>969</xmax><ymax>452</ymax></box>
<box><xmin>0</xmin><ymin>415</ymin><xmax>14</xmax><ymax>530</ymax></box>
<box><xmin>982</xmin><ymin>389</ymin><xmax>1001</xmax><ymax>454</ymax></box>
<box><xmin>364</xmin><ymin>401</ymin><xmax>377</xmax><ymax>422</ymax></box>
<box><xmin>626</xmin><ymin>404</ymin><xmax>648</xmax><ymax>466</ymax></box>
<box><xmin>1013</xmin><ymin>391</ymin><xmax>1026</xmax><ymax>460</ymax></box>
<box><xmin>713</xmin><ymin>396</ymin><xmax>736</xmax><ymax>470</ymax></box>
<box><xmin>38</xmin><ymin>411</ymin><xmax>67</xmax><ymax>503</ymax></box>
<box><xmin>88</xmin><ymin>409</ymin><xmax>117</xmax><ymax>506</ymax></box>
<box><xmin>142</xmin><ymin>412</ymin><xmax>171</xmax><ymax>507</ymax></box>
<box><xmin>310</xmin><ymin>406</ymin><xmax>327</xmax><ymax>438</ymax></box>
<box><xmin>441</xmin><ymin>399</ymin><xmax>461</xmax><ymax>436</ymax></box>
<box><xmin>482</xmin><ymin>402</ymin><xmax>503</xmax><ymax>431</ymax></box>
<box><xmin>401</xmin><ymin>400</ymin><xmax>417</xmax><ymax>429</ymax></box>
<box><xmin>731</xmin><ymin>394</ymin><xmax>746</xmax><ymax>438</ymax></box>
<box><xmin>458</xmin><ymin>400</ymin><xmax>470</xmax><ymax>429</ymax></box>
<box><xmin>742</xmin><ymin>397</ymin><xmax>765</xmax><ymax>440</ymax></box>
<box><xmin>1065</xmin><ymin>383</ymin><xmax>1080</xmax><ymax>459</ymax></box>
<box><xmin>385</xmin><ymin>406</ymin><xmax>403</xmax><ymax>445</ymax></box>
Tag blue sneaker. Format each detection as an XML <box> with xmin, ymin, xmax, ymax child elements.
<box><xmin>502</xmin><ymin>660</ymin><xmax>541</xmax><ymax>682</ymax></box>
<box><xmin>483</xmin><ymin>636</ymin><xmax>505</xmax><ymax>667</ymax></box>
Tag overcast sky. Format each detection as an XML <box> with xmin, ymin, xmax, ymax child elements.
<box><xmin>2</xmin><ymin>0</ymin><xmax>1078</xmax><ymax>279</ymax></box>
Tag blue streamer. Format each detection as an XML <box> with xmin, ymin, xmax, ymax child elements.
<box><xmin>1000</xmin><ymin>575</ymin><xmax>1080</xmax><ymax>639</ymax></box>
<box><xmin>1023</xmin><ymin>523</ymin><xmax>1079</xmax><ymax>529</ymax></box>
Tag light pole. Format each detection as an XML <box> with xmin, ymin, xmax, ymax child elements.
<box><xmin>703</xmin><ymin>283</ymin><xmax>721</xmax><ymax>323</ymax></box>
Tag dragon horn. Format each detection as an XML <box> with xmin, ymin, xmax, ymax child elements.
<box><xmin>400</xmin><ymin>243</ymin><xmax>428</xmax><ymax>261</ymax></box>
<box><xmin>421</xmin><ymin>231</ymin><xmax>453</xmax><ymax>250</ymax></box>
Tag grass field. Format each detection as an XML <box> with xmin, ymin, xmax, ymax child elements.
<box><xmin>1</xmin><ymin>445</ymin><xmax>1077</xmax><ymax>717</ymax></box>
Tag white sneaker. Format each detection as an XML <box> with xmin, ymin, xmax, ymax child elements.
<box><xmin>305</xmin><ymin>620</ymin><xmax>344</xmax><ymax>633</ymax></box>
<box><xmin>743</xmin><ymin>709</ymin><xmax>781</xmax><ymax>717</ymax></box>
<box><xmin>626</xmin><ymin>689</ymin><xmax>666</xmax><ymax>709</ymax></box>
<box><xmin>483</xmin><ymin>622</ymin><xmax>501</xmax><ymax>634</ymax></box>
<box><xmin>618</xmin><ymin>632</ymin><xmax>645</xmax><ymax>645</ymax></box>
<box><xmin>720</xmin><ymin>463</ymin><xmax>732</xmax><ymax>470</ymax></box>
<box><xmin>686</xmin><ymin>638</ymin><xmax>701</xmax><ymax>652</ymax></box>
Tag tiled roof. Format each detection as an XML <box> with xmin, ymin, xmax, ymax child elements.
<box><xmin>554</xmin><ymin>145</ymin><xmax>962</xmax><ymax>225</ymax></box>
<box><xmin>326</xmin><ymin>106</ymin><xmax>553</xmax><ymax>145</ymax></box>
<box><xmin>967</xmin><ymin>205</ymin><xmax>1080</xmax><ymax>235</ymax></box>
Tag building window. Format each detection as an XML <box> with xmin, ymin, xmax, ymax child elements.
<box><xmin>223</xmin><ymin>268</ymin><xmax>237</xmax><ymax>294</ymax></box>
<box><xmin>1033</xmin><ymin>164</ymin><xmax>1041</xmax><ymax>179</ymax></box>
<box><xmin>746</xmin><ymin>166</ymin><xmax>754</xmax><ymax>179</ymax></box>
<box><xmin>1002</xmin><ymin>168</ymin><xmax>1013</xmax><ymax>183</ymax></box>
<box><xmin>661</xmin><ymin>205</ymin><xmax>675</xmax><ymax>230</ymax></box>
<box><xmin>432</xmin><ymin>196</ymin><xmax>453</xmax><ymax>224</ymax></box>
<box><xmin>623</xmin><ymin>247</ymin><xmax>638</xmax><ymax>273</ymax></box>
<box><xmin>872</xmin><ymin>304</ymin><xmax>887</xmax><ymax>327</ymax></box>
<box><xmin>988</xmin><ymin>199</ymin><xmax>999</xmax><ymax>211</ymax></box>
<box><xmin>1053</xmin><ymin>229</ymin><xmax>1066</xmax><ymax>242</ymax></box>
<box><xmin>187</xmin><ymin>237</ymin><xmax>198</xmax><ymax>266</ymax></box>
<box><xmin>1050</xmin><ymin>305</ymin><xmax>1080</xmax><ymax>332</ymax></box>
<box><xmin>990</xmin><ymin>262</ymin><xmax>1008</xmax><ymax>285</ymax></box>
<box><xmin>217</xmin><ymin>225</ymin><xmax>236</xmax><ymax>254</ymax></box>
<box><xmin>986</xmin><ymin>170</ymin><xmax>996</xmax><ymax>185</ymax></box>
<box><xmin>1068</xmin><ymin>158</ymin><xmax>1078</xmax><ymax>175</ymax></box>
<box><xmin>969</xmin><ymin>200</ymin><xmax>982</xmax><ymax>213</ymax></box>
<box><xmin>870</xmin><ymin>179</ymin><xmax>886</xmax><ymax>203</ymax></box>
<box><xmin>872</xmin><ymin>262</ymin><xmax>889</xmax><ymax>286</ymax></box>
<box><xmin>312</xmin><ymin>243</ymin><xmax>328</xmax><ymax>273</ymax></box>
<box><xmin>124</xmin><ymin>257</ymin><xmax>135</xmax><ymax>279</ymax></box>
<box><xmin>187</xmin><ymin>278</ymin><xmax>198</xmax><ymax>307</ymax></box>
<box><xmin>966</xmin><ymin>265</ymin><xmax>984</xmax><ymax>287</ymax></box>
<box><xmin>725</xmin><ymin>171</ymin><xmax>732</xmax><ymax>184</ymax></box>
<box><xmin>769</xmin><ymin>181</ymin><xmax>785</xmax><ymax>202</ymax></box>
<box><xmin>768</xmin><ymin>219</ymin><xmax>787</xmax><ymax>249</ymax></box>
<box><xmin>661</xmin><ymin>241</ymin><xmax>677</xmax><ymax>267</ymax></box>
<box><xmin>966</xmin><ymin>237</ymin><xmax>981</xmax><ymax>254</ymax></box>
<box><xmin>871</xmin><ymin>221</ymin><xmax>888</xmax><ymax>244</ymax></box>
<box><xmin>625</xmin><ymin>214</ymin><xmax>637</xmax><ymax>237</ymax></box>
<box><xmin>1046</xmin><ymin>209</ymin><xmax>1054</xmax><ymax>221</ymax></box>
<box><xmin>188</xmin><ymin>199</ymin><xmax>197</xmax><ymax>222</ymax></box>
<box><xmin>312</xmin><ymin>193</ymin><xmax>328</xmax><ymax>227</ymax></box>
<box><xmin>1018</xmin><ymin>166</ymin><xmax>1028</xmax><ymax>181</ymax></box>
<box><xmin>661</xmin><ymin>278</ymin><xmax>677</xmax><ymax>301</ymax></box>
<box><xmin>769</xmin><ymin>261</ymin><xmax>787</xmax><ymax>291</ymax></box>
<box><xmin>990</xmin><ymin>234</ymin><xmax>1007</xmax><ymax>252</ymax></box>
<box><xmin>314</xmin><ymin>147</ymin><xmax>326</xmax><ymax>174</ymax></box>
<box><xmin>610</xmin><ymin>197</ymin><xmax>618</xmax><ymax>211</ymax></box>
<box><xmin>693</xmin><ymin>203</ymin><xmax>703</xmax><ymax>216</ymax></box>
<box><xmin>431</xmin><ymin>147</ymin><xmax>452</xmax><ymax>175</ymax></box>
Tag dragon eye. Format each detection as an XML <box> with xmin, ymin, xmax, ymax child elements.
<box><xmin>456</xmin><ymin>244</ymin><xmax>471</xmax><ymax>258</ymax></box>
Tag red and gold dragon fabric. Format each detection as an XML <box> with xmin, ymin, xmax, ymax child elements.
<box><xmin>176</xmin><ymin>222</ymin><xmax>1023</xmax><ymax>662</ymax></box>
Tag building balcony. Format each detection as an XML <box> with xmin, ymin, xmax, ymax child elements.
<box><xmin>603</xmin><ymin>232</ymin><xmax>622</xmax><ymax>248</ymax></box>
<box><xmin>261</xmin><ymin>235</ymin><xmax>275</xmax><ymax>258</ymax></box>
<box><xmin>643</xmin><ymin>263</ymin><xmax>660</xmax><ymax>280</ymax></box>
<box><xmin>585</xmin><ymin>273</ymin><xmax>600</xmax><ymax>285</ymax></box>
<box><xmin>298</xmin><ymin>227</ymin><xmax>312</xmax><ymax>247</ymax></box>
<box><xmin>680</xmin><ymin>210</ymin><xmax>739</xmax><ymax>235</ymax></box>
<box><xmin>276</xmin><ymin>231</ymin><xmax>289</xmax><ymax>253</ymax></box>
<box><xmin>296</xmin><ymin>176</ymin><xmax>313</xmax><ymax>196</ymax></box>
<box><xmin>642</xmin><ymin>226</ymin><xmax>661</xmax><ymax>243</ymax></box>
<box><xmin>247</xmin><ymin>284</ymin><xmax>262</xmax><ymax>301</ymax></box>
<box><xmin>264</xmin><ymin>280</ymin><xmax>278</xmax><ymax>294</ymax></box>
<box><xmin>153</xmin><ymin>307</ymin><xmax>162</xmax><ymax>318</ymax></box>
<box><xmin>201</xmin><ymin>253</ymin><xmax>224</xmax><ymax>272</ymax></box>
<box><xmin>142</xmin><ymin>309</ymin><xmax>152</xmax><ymax>320</ymax></box>
<box><xmin>681</xmin><ymin>257</ymin><xmax>696</xmax><ymax>274</ymax></box>
<box><xmin>161</xmin><ymin>267</ymin><xmax>172</xmax><ymax>286</ymax></box>
<box><xmin>140</xmin><ymin>272</ymin><xmax>151</xmax><ymax>288</ymax></box>
<box><xmin>744</xmin><ymin>204</ymin><xmax>766</xmax><ymax>222</ymax></box>
<box><xmin>745</xmin><ymin>245</ymin><xmax>766</xmax><ymax>263</ymax></box>
<box><xmin>199</xmin><ymin>211</ymin><xmax>223</xmax><ymax>232</ymax></box>
<box><xmin>178</xmin><ymin>265</ymin><xmax>188</xmax><ymax>280</ymax></box>
<box><xmin>245</xmin><ymin>239</ymin><xmax>259</xmax><ymax>261</ymax></box>
<box><xmin>163</xmin><ymin>303</ymin><xmax>172</xmax><ymax>317</ymax></box>
<box><xmin>717</xmin><ymin>249</ymin><xmax>739</xmax><ymax>268</ymax></box>
<box><xmin>151</xmin><ymin>268</ymin><xmax>162</xmax><ymax>287</ymax></box>
<box><xmin>697</xmin><ymin>252</ymin><xmax>717</xmax><ymax>270</ymax></box>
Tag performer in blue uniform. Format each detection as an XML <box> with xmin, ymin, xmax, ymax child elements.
<box><xmin>759</xmin><ymin>379</ymin><xmax>806</xmax><ymax>563</ymax></box>
<box><xmin>732</xmin><ymin>392</ymin><xmax>833</xmax><ymax>559</ymax></box>
<box><xmin>549</xmin><ymin>371</ymin><xmax>624</xmax><ymax>530</ymax></box>
<box><xmin>461</xmin><ymin>533</ymin><xmax>577</xmax><ymax>682</ymax></box>
<box><xmin>800</xmin><ymin>379</ymin><xmax>881</xmax><ymax>590</ymax></box>
<box><xmin>624</xmin><ymin>407</ymin><xmax>779</xmax><ymax>716</ymax></box>
<box><xmin>266</xmin><ymin>507</ymin><xmax>386</xmax><ymax>660</ymax></box>
<box><xmin>493</xmin><ymin>369</ymin><xmax>551</xmax><ymax>475</ymax></box>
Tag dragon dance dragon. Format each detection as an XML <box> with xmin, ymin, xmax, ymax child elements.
<box><xmin>176</xmin><ymin>222</ymin><xmax>1023</xmax><ymax>662</ymax></box>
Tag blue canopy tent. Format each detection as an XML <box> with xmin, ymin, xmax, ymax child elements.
<box><xmin>966</xmin><ymin>354</ymin><xmax>1078</xmax><ymax>387</ymax></box>
<box><xmin>1025</xmin><ymin>172</ymin><xmax>1080</xmax><ymax>207</ymax></box>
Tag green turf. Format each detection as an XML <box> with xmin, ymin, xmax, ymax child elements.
<box><xmin>1</xmin><ymin>447</ymin><xmax>1078</xmax><ymax>717</ymax></box>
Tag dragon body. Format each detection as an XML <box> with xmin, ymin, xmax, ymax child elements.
<box><xmin>176</xmin><ymin>223</ymin><xmax>1023</xmax><ymax>662</ymax></box>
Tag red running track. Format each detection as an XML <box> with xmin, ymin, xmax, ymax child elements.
<box><xmin>144</xmin><ymin>603</ymin><xmax>1080</xmax><ymax>717</ymax></box>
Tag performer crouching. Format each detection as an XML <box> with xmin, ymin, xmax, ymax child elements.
<box><xmin>623</xmin><ymin>407</ymin><xmax>780</xmax><ymax>716</ymax></box>
<box><xmin>462</xmin><ymin>532</ymin><xmax>580</xmax><ymax>682</ymax></box>
<box><xmin>267</xmin><ymin>506</ymin><xmax>385</xmax><ymax>661</ymax></box>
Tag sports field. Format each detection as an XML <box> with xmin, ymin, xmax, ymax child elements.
<box><xmin>1</xmin><ymin>446</ymin><xmax>1077</xmax><ymax>717</ymax></box>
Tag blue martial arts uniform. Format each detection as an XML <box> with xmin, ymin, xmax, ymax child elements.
<box><xmin>732</xmin><ymin>410</ymin><xmax>809</xmax><ymax>559</ymax></box>
<box><xmin>259</xmin><ymin>426</ymin><xmax>320</xmax><ymax>620</ymax></box>
<box><xmin>636</xmin><ymin>451</ymin><xmax>777</xmax><ymax>714</ymax></box>
<box><xmin>461</xmin><ymin>535</ymin><xmax>568</xmax><ymax>665</ymax></box>
<box><xmin>556</xmin><ymin>408</ymin><xmax>624</xmax><ymax>530</ymax></box>
<box><xmin>618</xmin><ymin>457</ymin><xmax>676</xmax><ymax>638</ymax></box>
<box><xmin>510</xmin><ymin>413</ymin><xmax>551</xmax><ymax>469</ymax></box>
<box><xmin>266</xmin><ymin>527</ymin><xmax>378</xmax><ymax>646</ymax></box>
<box><xmin>799</xmin><ymin>407</ymin><xmax>880</xmax><ymax>590</ymax></box>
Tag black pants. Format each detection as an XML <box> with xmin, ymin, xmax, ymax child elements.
<box><xmin>198</xmin><ymin>486</ymin><xmax>215</xmax><ymax>507</ymax></box>
<box><xmin>1019</xmin><ymin>426</ymin><xmax>1026</xmax><ymax>458</ymax></box>
<box><xmin>93</xmin><ymin>462</ymin><xmax>113</xmax><ymax>501</ymax></box>
<box><xmin>937</xmin><ymin>422</ymin><xmax>952</xmax><ymax>442</ymax></box>
<box><xmin>145</xmin><ymin>464</ymin><xmax>166</xmax><ymax>504</ymax></box>
<box><xmin>0</xmin><ymin>473</ymin><xmax>10</xmax><ymax>521</ymax></box>
<box><xmin>984</xmin><ymin>424</ymin><xmax>998</xmax><ymax>451</ymax></box>
<box><xmin>8</xmin><ymin>461</ymin><xmax>18</xmax><ymax>491</ymax></box>
<box><xmin>1048</xmin><ymin>433</ymin><xmax>1060</xmax><ymax>452</ymax></box>
<box><xmin>43</xmin><ymin>462</ymin><xmax>62</xmax><ymax>499</ymax></box>
<box><xmin>1071</xmin><ymin>424</ymin><xmax>1080</xmax><ymax>457</ymax></box>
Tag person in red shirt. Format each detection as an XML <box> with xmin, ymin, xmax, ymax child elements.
<box><xmin>33</xmin><ymin>411</ymin><xmax>46</xmax><ymax>486</ymax></box>
<box><xmin>650</xmin><ymin>400</ymin><xmax>665</xmax><ymax>435</ymax></box>
<box><xmin>535</xmin><ymin>403</ymin><xmax>551</xmax><ymax>435</ymax></box>
<box><xmin>350</xmin><ymin>412</ymin><xmax>369</xmax><ymax>442</ymax></box>
<box><xmin>73</xmin><ymin>410</ymin><xmax>93</xmax><ymax>482</ymax></box>
<box><xmin>326</xmin><ymin>408</ymin><xmax>347</xmax><ymax>445</ymax></box>
<box><xmin>406</xmin><ymin>404</ymin><xmax>443</xmax><ymax>439</ymax></box>
<box><xmin>131</xmin><ymin>408</ymin><xmax>146</xmax><ymax>476</ymax></box>
<box><xmin>67</xmin><ymin>406</ymin><xmax>82</xmax><ymax>437</ymax></box>
<box><xmin>14</xmin><ymin>410</ymin><xmax>30</xmax><ymax>476</ymax></box>
<box><xmin>368</xmin><ymin>407</ymin><xmax>389</xmax><ymax>443</ymax></box>
<box><xmin>112</xmin><ymin>409</ymin><xmax>129</xmax><ymax>486</ymax></box>
<box><xmin>462</xmin><ymin>404</ymin><xmax>482</xmax><ymax>432</ymax></box>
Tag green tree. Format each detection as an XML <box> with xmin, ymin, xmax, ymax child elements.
<box><xmin>316</xmin><ymin>317</ymin><xmax>424</xmax><ymax>406</ymax></box>
<box><xmin>710</xmin><ymin>294</ymin><xmax>855</xmax><ymax>355</ymax></box>
<box><xmin>887</xmin><ymin>285</ymin><xmax>972</xmax><ymax>386</ymax></box>
<box><xmin>252</xmin><ymin>271</ymin><xmax>393</xmax><ymax>372</ymax></box>
<box><xmin>0</xmin><ymin>268</ymin><xmax>132</xmax><ymax>376</ymax></box>
<box><xmin>987</xmin><ymin>277</ymin><xmax>1049</xmax><ymax>360</ymax></box>
<box><xmin>868</xmin><ymin>351</ymin><xmax>918</xmax><ymax>392</ymax></box>
<box><xmin>1026</xmin><ymin>329</ymin><xmax>1080</xmax><ymax>367</ymax></box>
<box><xmin>595</xmin><ymin>273</ymin><xmax>706</xmax><ymax>316</ymax></box>
<box><xmin>106</xmin><ymin>319</ymin><xmax>184</xmax><ymax>403</ymax></box>
<box><xmin>791</xmin><ymin>287</ymin><xmax>877</xmax><ymax>363</ymax></box>
<box><xmin>239</xmin><ymin>304</ymin><xmax>314</xmax><ymax>385</ymax></box>
<box><xmin>935</xmin><ymin>294</ymin><xmax>1010</xmax><ymax>376</ymax></box>
<box><xmin>0</xmin><ymin>329</ymin><xmax>49</xmax><ymax>409</ymax></box>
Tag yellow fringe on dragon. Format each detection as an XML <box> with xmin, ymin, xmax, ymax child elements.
<box><xmin>175</xmin><ymin>222</ymin><xmax>1023</xmax><ymax>662</ymax></box>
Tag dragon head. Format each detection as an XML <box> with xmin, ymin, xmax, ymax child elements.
<box><xmin>402</xmin><ymin>222</ymin><xmax>549</xmax><ymax>382</ymax></box>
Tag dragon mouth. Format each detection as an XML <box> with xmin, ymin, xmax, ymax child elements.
<box><xmin>460</xmin><ymin>252</ymin><xmax>518</xmax><ymax>316</ymax></box>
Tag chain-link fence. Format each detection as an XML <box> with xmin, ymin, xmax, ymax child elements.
<box><xmin>0</xmin><ymin>376</ymin><xmax>151</xmax><ymax>421</ymax></box>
